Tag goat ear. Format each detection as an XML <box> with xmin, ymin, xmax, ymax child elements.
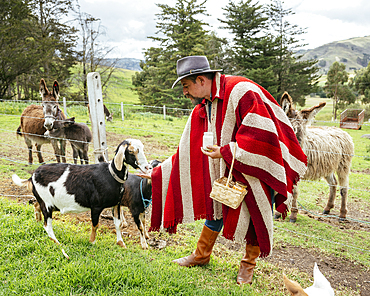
<box><xmin>39</xmin><ymin>79</ymin><xmax>48</xmax><ymax>97</ymax></box>
<box><xmin>301</xmin><ymin>102</ymin><xmax>326</xmax><ymax>124</ymax></box>
<box><xmin>114</xmin><ymin>144</ymin><xmax>127</xmax><ymax>171</ymax></box>
<box><xmin>52</xmin><ymin>80</ymin><xmax>60</xmax><ymax>100</ymax></box>
<box><xmin>283</xmin><ymin>274</ymin><xmax>307</xmax><ymax>295</ymax></box>
<box><xmin>280</xmin><ymin>92</ymin><xmax>293</xmax><ymax>115</ymax></box>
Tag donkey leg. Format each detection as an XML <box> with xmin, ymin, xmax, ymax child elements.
<box><xmin>112</xmin><ymin>205</ymin><xmax>126</xmax><ymax>248</ymax></box>
<box><xmin>323</xmin><ymin>174</ymin><xmax>337</xmax><ymax>215</ymax></box>
<box><xmin>24</xmin><ymin>137</ymin><xmax>33</xmax><ymax>164</ymax></box>
<box><xmin>72</xmin><ymin>145</ymin><xmax>78</xmax><ymax>164</ymax></box>
<box><xmin>60</xmin><ymin>139</ymin><xmax>67</xmax><ymax>163</ymax></box>
<box><xmin>51</xmin><ymin>139</ymin><xmax>61</xmax><ymax>163</ymax></box>
<box><xmin>289</xmin><ymin>186</ymin><xmax>299</xmax><ymax>223</ymax></box>
<box><xmin>35</xmin><ymin>143</ymin><xmax>44</xmax><ymax>164</ymax></box>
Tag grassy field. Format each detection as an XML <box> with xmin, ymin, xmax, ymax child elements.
<box><xmin>0</xmin><ymin>79</ymin><xmax>370</xmax><ymax>295</ymax></box>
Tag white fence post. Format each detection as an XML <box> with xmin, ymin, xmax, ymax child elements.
<box><xmin>87</xmin><ymin>72</ymin><xmax>109</xmax><ymax>163</ymax></box>
<box><xmin>63</xmin><ymin>97</ymin><xmax>68</xmax><ymax>117</ymax></box>
<box><xmin>163</xmin><ymin>105</ymin><xmax>166</xmax><ymax>120</ymax></box>
<box><xmin>121</xmin><ymin>102</ymin><xmax>124</xmax><ymax>121</ymax></box>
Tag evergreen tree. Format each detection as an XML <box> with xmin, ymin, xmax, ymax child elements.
<box><xmin>0</xmin><ymin>0</ymin><xmax>42</xmax><ymax>98</ymax></box>
<box><xmin>25</xmin><ymin>0</ymin><xmax>77</xmax><ymax>95</ymax></box>
<box><xmin>219</xmin><ymin>0</ymin><xmax>278</xmax><ymax>94</ymax></box>
<box><xmin>132</xmin><ymin>0</ymin><xmax>221</xmax><ymax>109</ymax></box>
<box><xmin>353</xmin><ymin>63</ymin><xmax>370</xmax><ymax>104</ymax></box>
<box><xmin>265</xmin><ymin>0</ymin><xmax>320</xmax><ymax>106</ymax></box>
<box><xmin>325</xmin><ymin>61</ymin><xmax>355</xmax><ymax>120</ymax></box>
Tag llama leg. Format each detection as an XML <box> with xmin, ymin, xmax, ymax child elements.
<box><xmin>112</xmin><ymin>205</ymin><xmax>126</xmax><ymax>248</ymax></box>
<box><xmin>134</xmin><ymin>213</ymin><xmax>148</xmax><ymax>249</ymax></box>
<box><xmin>289</xmin><ymin>186</ymin><xmax>299</xmax><ymax>223</ymax></box>
<box><xmin>323</xmin><ymin>174</ymin><xmax>337</xmax><ymax>215</ymax></box>
<box><xmin>338</xmin><ymin>174</ymin><xmax>349</xmax><ymax>220</ymax></box>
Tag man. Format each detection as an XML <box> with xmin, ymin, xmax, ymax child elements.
<box><xmin>143</xmin><ymin>56</ymin><xmax>307</xmax><ymax>285</ymax></box>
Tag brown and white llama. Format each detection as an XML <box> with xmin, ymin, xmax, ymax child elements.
<box><xmin>276</xmin><ymin>92</ymin><xmax>354</xmax><ymax>222</ymax></box>
<box><xmin>16</xmin><ymin>79</ymin><xmax>67</xmax><ymax>164</ymax></box>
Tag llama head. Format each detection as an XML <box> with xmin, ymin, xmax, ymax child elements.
<box><xmin>283</xmin><ymin>263</ymin><xmax>334</xmax><ymax>296</ymax></box>
<box><xmin>40</xmin><ymin>79</ymin><xmax>61</xmax><ymax>130</ymax></box>
<box><xmin>113</xmin><ymin>139</ymin><xmax>151</xmax><ymax>173</ymax></box>
<box><xmin>280</xmin><ymin>92</ymin><xmax>326</xmax><ymax>145</ymax></box>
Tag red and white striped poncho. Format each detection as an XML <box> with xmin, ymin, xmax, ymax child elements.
<box><xmin>149</xmin><ymin>73</ymin><xmax>307</xmax><ymax>257</ymax></box>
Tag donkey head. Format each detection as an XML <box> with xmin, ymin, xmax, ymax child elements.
<box><xmin>44</xmin><ymin>117</ymin><xmax>75</xmax><ymax>139</ymax></box>
<box><xmin>40</xmin><ymin>79</ymin><xmax>61</xmax><ymax>130</ymax></box>
<box><xmin>280</xmin><ymin>92</ymin><xmax>326</xmax><ymax>146</ymax></box>
<box><xmin>113</xmin><ymin>139</ymin><xmax>152</xmax><ymax>174</ymax></box>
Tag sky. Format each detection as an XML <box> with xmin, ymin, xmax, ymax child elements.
<box><xmin>76</xmin><ymin>0</ymin><xmax>370</xmax><ymax>60</ymax></box>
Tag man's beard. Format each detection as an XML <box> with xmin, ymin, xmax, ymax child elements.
<box><xmin>186</xmin><ymin>95</ymin><xmax>204</xmax><ymax>106</ymax></box>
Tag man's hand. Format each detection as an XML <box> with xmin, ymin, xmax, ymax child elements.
<box><xmin>201</xmin><ymin>145</ymin><xmax>223</xmax><ymax>159</ymax></box>
<box><xmin>136</xmin><ymin>170</ymin><xmax>152</xmax><ymax>179</ymax></box>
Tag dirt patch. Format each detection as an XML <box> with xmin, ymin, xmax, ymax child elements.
<box><xmin>263</xmin><ymin>244</ymin><xmax>370</xmax><ymax>295</ymax></box>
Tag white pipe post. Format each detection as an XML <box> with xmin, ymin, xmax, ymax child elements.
<box><xmin>163</xmin><ymin>105</ymin><xmax>166</xmax><ymax>120</ymax></box>
<box><xmin>87</xmin><ymin>72</ymin><xmax>109</xmax><ymax>163</ymax></box>
<box><xmin>121</xmin><ymin>102</ymin><xmax>124</xmax><ymax>121</ymax></box>
<box><xmin>63</xmin><ymin>97</ymin><xmax>68</xmax><ymax>117</ymax></box>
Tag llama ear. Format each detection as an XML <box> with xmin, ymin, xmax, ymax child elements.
<box><xmin>114</xmin><ymin>144</ymin><xmax>127</xmax><ymax>171</ymax></box>
<box><xmin>39</xmin><ymin>79</ymin><xmax>48</xmax><ymax>98</ymax></box>
<box><xmin>280</xmin><ymin>92</ymin><xmax>293</xmax><ymax>115</ymax></box>
<box><xmin>283</xmin><ymin>274</ymin><xmax>307</xmax><ymax>295</ymax></box>
<box><xmin>302</xmin><ymin>102</ymin><xmax>326</xmax><ymax>124</ymax></box>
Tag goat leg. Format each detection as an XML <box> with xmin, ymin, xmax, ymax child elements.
<box><xmin>112</xmin><ymin>205</ymin><xmax>126</xmax><ymax>248</ymax></box>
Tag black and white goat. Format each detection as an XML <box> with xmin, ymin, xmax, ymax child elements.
<box><xmin>277</xmin><ymin>92</ymin><xmax>354</xmax><ymax>222</ymax></box>
<box><xmin>119</xmin><ymin>159</ymin><xmax>161</xmax><ymax>249</ymax></box>
<box><xmin>44</xmin><ymin>117</ymin><xmax>92</xmax><ymax>164</ymax></box>
<box><xmin>12</xmin><ymin>139</ymin><xmax>151</xmax><ymax>248</ymax></box>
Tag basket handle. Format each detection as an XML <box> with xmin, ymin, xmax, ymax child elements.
<box><xmin>226</xmin><ymin>143</ymin><xmax>237</xmax><ymax>187</ymax></box>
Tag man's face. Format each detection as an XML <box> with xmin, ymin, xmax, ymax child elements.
<box><xmin>181</xmin><ymin>77</ymin><xmax>205</xmax><ymax>106</ymax></box>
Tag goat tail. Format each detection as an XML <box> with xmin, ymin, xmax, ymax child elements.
<box><xmin>12</xmin><ymin>174</ymin><xmax>33</xmax><ymax>191</ymax></box>
<box><xmin>16</xmin><ymin>125</ymin><xmax>22</xmax><ymax>137</ymax></box>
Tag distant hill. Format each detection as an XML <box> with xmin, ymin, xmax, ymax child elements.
<box><xmin>104</xmin><ymin>58</ymin><xmax>142</xmax><ymax>72</ymax></box>
<box><xmin>299</xmin><ymin>35</ymin><xmax>370</xmax><ymax>74</ymax></box>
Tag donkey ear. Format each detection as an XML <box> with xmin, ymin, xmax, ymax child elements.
<box><xmin>52</xmin><ymin>81</ymin><xmax>60</xmax><ymax>100</ymax></box>
<box><xmin>114</xmin><ymin>144</ymin><xmax>127</xmax><ymax>171</ymax></box>
<box><xmin>280</xmin><ymin>92</ymin><xmax>293</xmax><ymax>115</ymax></box>
<box><xmin>39</xmin><ymin>79</ymin><xmax>48</xmax><ymax>97</ymax></box>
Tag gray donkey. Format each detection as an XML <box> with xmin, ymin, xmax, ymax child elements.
<box><xmin>276</xmin><ymin>92</ymin><xmax>354</xmax><ymax>222</ymax></box>
<box><xmin>45</xmin><ymin>117</ymin><xmax>92</xmax><ymax>164</ymax></box>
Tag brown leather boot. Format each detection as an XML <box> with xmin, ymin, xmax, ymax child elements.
<box><xmin>172</xmin><ymin>225</ymin><xmax>219</xmax><ymax>267</ymax></box>
<box><xmin>236</xmin><ymin>244</ymin><xmax>260</xmax><ymax>285</ymax></box>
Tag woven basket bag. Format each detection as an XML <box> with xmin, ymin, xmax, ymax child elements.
<box><xmin>209</xmin><ymin>145</ymin><xmax>247</xmax><ymax>209</ymax></box>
